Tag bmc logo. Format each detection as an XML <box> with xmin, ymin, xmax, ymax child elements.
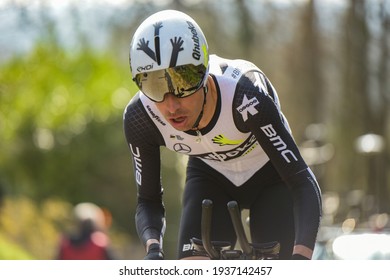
<box><xmin>130</xmin><ymin>144</ymin><xmax>142</xmax><ymax>185</ymax></box>
<box><xmin>260</xmin><ymin>124</ymin><xmax>298</xmax><ymax>163</ymax></box>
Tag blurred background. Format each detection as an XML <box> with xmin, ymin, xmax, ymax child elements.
<box><xmin>1</xmin><ymin>0</ymin><xmax>389</xmax><ymax>260</ymax></box>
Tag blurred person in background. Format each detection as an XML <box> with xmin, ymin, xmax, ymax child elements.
<box><xmin>57</xmin><ymin>202</ymin><xmax>114</xmax><ymax>260</ymax></box>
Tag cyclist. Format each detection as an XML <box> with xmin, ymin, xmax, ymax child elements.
<box><xmin>124</xmin><ymin>9</ymin><xmax>322</xmax><ymax>260</ymax></box>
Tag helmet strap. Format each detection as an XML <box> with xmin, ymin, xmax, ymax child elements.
<box><xmin>192</xmin><ymin>85</ymin><xmax>208</xmax><ymax>130</ymax></box>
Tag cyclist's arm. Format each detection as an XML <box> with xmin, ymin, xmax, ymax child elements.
<box><xmin>235</xmin><ymin>71</ymin><xmax>322</xmax><ymax>258</ymax></box>
<box><xmin>123</xmin><ymin>94</ymin><xmax>166</xmax><ymax>249</ymax></box>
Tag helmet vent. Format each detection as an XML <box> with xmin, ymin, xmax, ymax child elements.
<box><xmin>154</xmin><ymin>22</ymin><xmax>162</xmax><ymax>65</ymax></box>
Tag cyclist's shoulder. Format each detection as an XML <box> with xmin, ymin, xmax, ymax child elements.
<box><xmin>123</xmin><ymin>92</ymin><xmax>146</xmax><ymax>120</ymax></box>
<box><xmin>209</xmin><ymin>54</ymin><xmax>262</xmax><ymax>77</ymax></box>
<box><xmin>210</xmin><ymin>55</ymin><xmax>268</xmax><ymax>96</ymax></box>
<box><xmin>123</xmin><ymin>92</ymin><xmax>149</xmax><ymax>132</ymax></box>
<box><xmin>124</xmin><ymin>91</ymin><xmax>141</xmax><ymax>109</ymax></box>
<box><xmin>123</xmin><ymin>92</ymin><xmax>165</xmax><ymax>146</ymax></box>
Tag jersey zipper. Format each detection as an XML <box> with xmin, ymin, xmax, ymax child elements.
<box><xmin>195</xmin><ymin>129</ymin><xmax>225</xmax><ymax>162</ymax></box>
<box><xmin>195</xmin><ymin>130</ymin><xmax>202</xmax><ymax>144</ymax></box>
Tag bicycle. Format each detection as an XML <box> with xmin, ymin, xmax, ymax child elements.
<box><xmin>190</xmin><ymin>199</ymin><xmax>280</xmax><ymax>260</ymax></box>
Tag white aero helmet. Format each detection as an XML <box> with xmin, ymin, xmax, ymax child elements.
<box><xmin>129</xmin><ymin>10</ymin><xmax>209</xmax><ymax>102</ymax></box>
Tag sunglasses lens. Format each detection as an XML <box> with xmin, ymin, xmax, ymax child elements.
<box><xmin>134</xmin><ymin>64</ymin><xmax>206</xmax><ymax>102</ymax></box>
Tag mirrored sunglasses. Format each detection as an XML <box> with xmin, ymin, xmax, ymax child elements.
<box><xmin>133</xmin><ymin>64</ymin><xmax>207</xmax><ymax>102</ymax></box>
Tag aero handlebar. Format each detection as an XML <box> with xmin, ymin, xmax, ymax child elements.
<box><xmin>227</xmin><ymin>201</ymin><xmax>253</xmax><ymax>256</ymax></box>
<box><xmin>192</xmin><ymin>199</ymin><xmax>280</xmax><ymax>260</ymax></box>
<box><xmin>201</xmin><ymin>199</ymin><xmax>220</xmax><ymax>259</ymax></box>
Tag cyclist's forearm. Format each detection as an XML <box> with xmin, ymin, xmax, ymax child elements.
<box><xmin>289</xmin><ymin>169</ymin><xmax>322</xmax><ymax>250</ymax></box>
<box><xmin>135</xmin><ymin>199</ymin><xmax>166</xmax><ymax>245</ymax></box>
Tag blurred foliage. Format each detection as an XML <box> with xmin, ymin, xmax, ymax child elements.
<box><xmin>0</xmin><ymin>41</ymin><xmax>133</xmax><ymax>199</ymax></box>
<box><xmin>0</xmin><ymin>233</ymin><xmax>34</xmax><ymax>260</ymax></box>
<box><xmin>0</xmin><ymin>41</ymin><xmax>142</xmax><ymax>258</ymax></box>
<box><xmin>0</xmin><ymin>35</ymin><xmax>185</xmax><ymax>258</ymax></box>
<box><xmin>0</xmin><ymin>196</ymin><xmax>70</xmax><ymax>259</ymax></box>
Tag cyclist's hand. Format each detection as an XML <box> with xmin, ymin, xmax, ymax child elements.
<box><xmin>291</xmin><ymin>254</ymin><xmax>310</xmax><ymax>260</ymax></box>
<box><xmin>144</xmin><ymin>243</ymin><xmax>164</xmax><ymax>260</ymax></box>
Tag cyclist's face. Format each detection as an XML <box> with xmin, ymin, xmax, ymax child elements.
<box><xmin>155</xmin><ymin>87</ymin><xmax>205</xmax><ymax>131</ymax></box>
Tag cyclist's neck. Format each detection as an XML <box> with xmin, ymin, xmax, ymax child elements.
<box><xmin>191</xmin><ymin>77</ymin><xmax>218</xmax><ymax>131</ymax></box>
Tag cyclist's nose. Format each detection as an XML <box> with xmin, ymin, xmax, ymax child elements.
<box><xmin>163</xmin><ymin>93</ymin><xmax>181</xmax><ymax>113</ymax></box>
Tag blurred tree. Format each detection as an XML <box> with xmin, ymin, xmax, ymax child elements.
<box><xmin>287</xmin><ymin>0</ymin><xmax>331</xmax><ymax>189</ymax></box>
<box><xmin>282</xmin><ymin>0</ymin><xmax>323</xmax><ymax>139</ymax></box>
<box><xmin>370</xmin><ymin>0</ymin><xmax>390</xmax><ymax>213</ymax></box>
<box><xmin>1</xmin><ymin>42</ymin><xmax>130</xmax><ymax>227</ymax></box>
<box><xmin>235</xmin><ymin>0</ymin><xmax>255</xmax><ymax>58</ymax></box>
<box><xmin>335</xmin><ymin>0</ymin><xmax>389</xmax><ymax>214</ymax></box>
<box><xmin>376</xmin><ymin>0</ymin><xmax>390</xmax><ymax>213</ymax></box>
<box><xmin>329</xmin><ymin>0</ymin><xmax>370</xmax><ymax>202</ymax></box>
